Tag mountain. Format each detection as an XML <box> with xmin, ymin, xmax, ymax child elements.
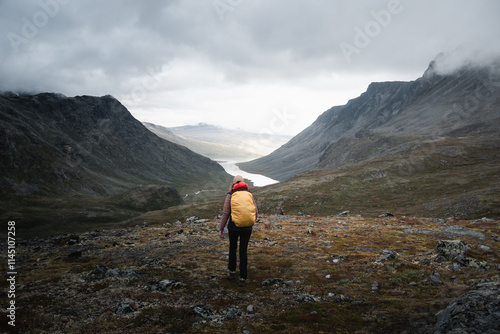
<box><xmin>0</xmin><ymin>93</ymin><xmax>231</xmax><ymax>234</ymax></box>
<box><xmin>240</xmin><ymin>59</ymin><xmax>500</xmax><ymax>181</ymax></box>
<box><xmin>156</xmin><ymin>122</ymin><xmax>292</xmax><ymax>161</ymax></box>
<box><xmin>143</xmin><ymin>122</ymin><xmax>264</xmax><ymax>161</ymax></box>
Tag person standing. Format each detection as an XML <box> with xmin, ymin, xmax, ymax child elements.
<box><xmin>219</xmin><ymin>175</ymin><xmax>258</xmax><ymax>287</ymax></box>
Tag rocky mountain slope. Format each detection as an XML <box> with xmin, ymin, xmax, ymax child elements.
<box><xmin>0</xmin><ymin>93</ymin><xmax>231</xmax><ymax>234</ymax></box>
<box><xmin>4</xmin><ymin>213</ymin><xmax>499</xmax><ymax>333</ymax></box>
<box><xmin>240</xmin><ymin>59</ymin><xmax>500</xmax><ymax>181</ymax></box>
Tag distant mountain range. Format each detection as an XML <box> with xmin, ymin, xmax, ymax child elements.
<box><xmin>240</xmin><ymin>58</ymin><xmax>500</xmax><ymax>181</ymax></box>
<box><xmin>144</xmin><ymin>122</ymin><xmax>292</xmax><ymax>162</ymax></box>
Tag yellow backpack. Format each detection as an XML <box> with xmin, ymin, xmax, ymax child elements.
<box><xmin>230</xmin><ymin>191</ymin><xmax>256</xmax><ymax>227</ymax></box>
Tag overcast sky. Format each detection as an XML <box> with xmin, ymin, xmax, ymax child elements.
<box><xmin>1</xmin><ymin>0</ymin><xmax>499</xmax><ymax>136</ymax></box>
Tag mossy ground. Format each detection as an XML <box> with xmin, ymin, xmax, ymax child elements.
<box><xmin>2</xmin><ymin>214</ymin><xmax>498</xmax><ymax>333</ymax></box>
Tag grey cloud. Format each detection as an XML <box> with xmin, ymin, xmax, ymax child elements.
<box><xmin>1</xmin><ymin>0</ymin><xmax>499</xmax><ymax>96</ymax></box>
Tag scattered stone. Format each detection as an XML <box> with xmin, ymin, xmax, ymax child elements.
<box><xmin>262</xmin><ymin>278</ymin><xmax>284</xmax><ymax>286</ymax></box>
<box><xmin>67</xmin><ymin>234</ymin><xmax>80</xmax><ymax>245</ymax></box>
<box><xmin>372</xmin><ymin>226</ymin><xmax>378</xmax><ymax>232</ymax></box>
<box><xmin>296</xmin><ymin>295</ymin><xmax>317</xmax><ymax>303</ymax></box>
<box><xmin>325</xmin><ymin>274</ymin><xmax>331</xmax><ymax>279</ymax></box>
<box><xmin>247</xmin><ymin>305</ymin><xmax>254</xmax><ymax>313</ymax></box>
<box><xmin>456</xmin><ymin>257</ymin><xmax>488</xmax><ymax>271</ymax></box>
<box><xmin>421</xmin><ymin>218</ymin><xmax>446</xmax><ymax>224</ymax></box>
<box><xmin>478</xmin><ymin>245</ymin><xmax>492</xmax><ymax>252</ymax></box>
<box><xmin>435</xmin><ymin>240</ymin><xmax>470</xmax><ymax>261</ymax></box>
<box><xmin>156</xmin><ymin>279</ymin><xmax>186</xmax><ymax>290</ymax></box>
<box><xmin>186</xmin><ymin>216</ymin><xmax>199</xmax><ymax>223</ymax></box>
<box><xmin>307</xmin><ymin>226</ymin><xmax>314</xmax><ymax>234</ymax></box>
<box><xmin>337</xmin><ymin>211</ymin><xmax>350</xmax><ymax>217</ymax></box>
<box><xmin>376</xmin><ymin>249</ymin><xmax>397</xmax><ymax>262</ymax></box>
<box><xmin>372</xmin><ymin>281</ymin><xmax>379</xmax><ymax>291</ymax></box>
<box><xmin>402</xmin><ymin>228</ymin><xmax>436</xmax><ymax>235</ymax></box>
<box><xmin>449</xmin><ymin>263</ymin><xmax>461</xmax><ymax>272</ymax></box>
<box><xmin>90</xmin><ymin>264</ymin><xmax>139</xmax><ymax>280</ymax></box>
<box><xmin>434</xmin><ymin>281</ymin><xmax>500</xmax><ymax>333</ymax></box>
<box><xmin>116</xmin><ymin>300</ymin><xmax>140</xmax><ymax>314</ymax></box>
<box><xmin>428</xmin><ymin>270</ymin><xmax>443</xmax><ymax>285</ymax></box>
<box><xmin>225</xmin><ymin>307</ymin><xmax>241</xmax><ymax>320</ymax></box>
<box><xmin>284</xmin><ymin>280</ymin><xmax>295</xmax><ymax>286</ymax></box>
<box><xmin>378</xmin><ymin>212</ymin><xmax>394</xmax><ymax>217</ymax></box>
<box><xmin>441</xmin><ymin>226</ymin><xmax>485</xmax><ymax>240</ymax></box>
<box><xmin>193</xmin><ymin>305</ymin><xmax>214</xmax><ymax>320</ymax></box>
<box><xmin>419</xmin><ymin>258</ymin><xmax>431</xmax><ymax>266</ymax></box>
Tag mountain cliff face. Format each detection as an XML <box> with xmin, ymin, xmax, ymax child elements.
<box><xmin>239</xmin><ymin>60</ymin><xmax>500</xmax><ymax>181</ymax></box>
<box><xmin>0</xmin><ymin>93</ymin><xmax>230</xmax><ymax>199</ymax></box>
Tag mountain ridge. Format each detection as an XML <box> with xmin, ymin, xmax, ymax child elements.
<box><xmin>0</xmin><ymin>92</ymin><xmax>231</xmax><ymax>234</ymax></box>
<box><xmin>239</xmin><ymin>59</ymin><xmax>500</xmax><ymax>181</ymax></box>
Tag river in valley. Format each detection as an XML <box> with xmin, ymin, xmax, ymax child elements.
<box><xmin>218</xmin><ymin>161</ymin><xmax>279</xmax><ymax>187</ymax></box>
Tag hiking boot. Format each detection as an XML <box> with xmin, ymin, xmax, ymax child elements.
<box><xmin>238</xmin><ymin>278</ymin><xmax>246</xmax><ymax>287</ymax></box>
<box><xmin>227</xmin><ymin>271</ymin><xmax>236</xmax><ymax>280</ymax></box>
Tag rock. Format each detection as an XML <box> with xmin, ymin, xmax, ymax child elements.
<box><xmin>186</xmin><ymin>216</ymin><xmax>200</xmax><ymax>223</ymax></box>
<box><xmin>92</xmin><ymin>264</ymin><xmax>109</xmax><ymax>278</ymax></box>
<box><xmin>193</xmin><ymin>305</ymin><xmax>214</xmax><ymax>320</ymax></box>
<box><xmin>479</xmin><ymin>245</ymin><xmax>492</xmax><ymax>252</ymax></box>
<box><xmin>262</xmin><ymin>278</ymin><xmax>284</xmax><ymax>286</ymax></box>
<box><xmin>149</xmin><ymin>279</ymin><xmax>186</xmax><ymax>291</ymax></box>
<box><xmin>67</xmin><ymin>234</ymin><xmax>80</xmax><ymax>245</ymax></box>
<box><xmin>284</xmin><ymin>280</ymin><xmax>295</xmax><ymax>286</ymax></box>
<box><xmin>435</xmin><ymin>240</ymin><xmax>470</xmax><ymax>261</ymax></box>
<box><xmin>372</xmin><ymin>281</ymin><xmax>380</xmax><ymax>291</ymax></box>
<box><xmin>456</xmin><ymin>256</ymin><xmax>488</xmax><ymax>271</ymax></box>
<box><xmin>247</xmin><ymin>305</ymin><xmax>254</xmax><ymax>313</ymax></box>
<box><xmin>296</xmin><ymin>295</ymin><xmax>317</xmax><ymax>303</ymax></box>
<box><xmin>419</xmin><ymin>258</ymin><xmax>431</xmax><ymax>266</ymax></box>
<box><xmin>378</xmin><ymin>212</ymin><xmax>394</xmax><ymax>217</ymax></box>
<box><xmin>158</xmin><ymin>279</ymin><xmax>186</xmax><ymax>289</ymax></box>
<box><xmin>428</xmin><ymin>270</ymin><xmax>443</xmax><ymax>285</ymax></box>
<box><xmin>441</xmin><ymin>226</ymin><xmax>486</xmax><ymax>240</ymax></box>
<box><xmin>449</xmin><ymin>263</ymin><xmax>462</xmax><ymax>272</ymax></box>
<box><xmin>116</xmin><ymin>300</ymin><xmax>140</xmax><ymax>314</ymax></box>
<box><xmin>225</xmin><ymin>307</ymin><xmax>241</xmax><ymax>320</ymax></box>
<box><xmin>337</xmin><ymin>210</ymin><xmax>350</xmax><ymax>217</ymax></box>
<box><xmin>376</xmin><ymin>249</ymin><xmax>397</xmax><ymax>262</ymax></box>
<box><xmin>434</xmin><ymin>281</ymin><xmax>500</xmax><ymax>333</ymax></box>
<box><xmin>66</xmin><ymin>251</ymin><xmax>82</xmax><ymax>261</ymax></box>
<box><xmin>421</xmin><ymin>218</ymin><xmax>446</xmax><ymax>224</ymax></box>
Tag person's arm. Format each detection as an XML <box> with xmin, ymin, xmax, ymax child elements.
<box><xmin>219</xmin><ymin>194</ymin><xmax>231</xmax><ymax>239</ymax></box>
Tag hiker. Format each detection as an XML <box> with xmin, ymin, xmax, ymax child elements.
<box><xmin>219</xmin><ymin>175</ymin><xmax>258</xmax><ymax>287</ymax></box>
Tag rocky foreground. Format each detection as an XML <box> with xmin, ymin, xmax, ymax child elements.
<box><xmin>2</xmin><ymin>214</ymin><xmax>499</xmax><ymax>333</ymax></box>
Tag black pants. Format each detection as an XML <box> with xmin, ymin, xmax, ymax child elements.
<box><xmin>228</xmin><ymin>229</ymin><xmax>252</xmax><ymax>279</ymax></box>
